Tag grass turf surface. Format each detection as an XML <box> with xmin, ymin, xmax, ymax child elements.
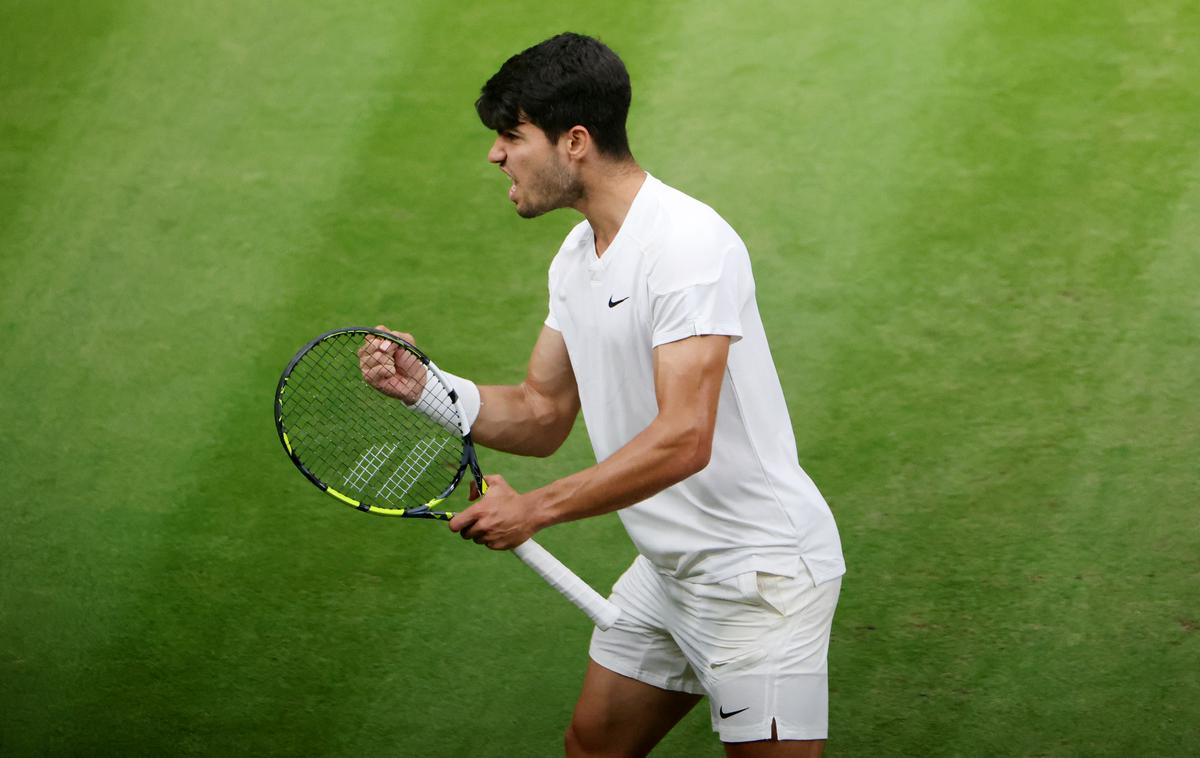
<box><xmin>2</xmin><ymin>1</ymin><xmax>1198</xmax><ymax>755</ymax></box>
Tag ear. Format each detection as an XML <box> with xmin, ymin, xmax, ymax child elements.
<box><xmin>562</xmin><ymin>125</ymin><xmax>591</xmax><ymax>161</ymax></box>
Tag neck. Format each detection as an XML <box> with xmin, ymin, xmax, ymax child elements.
<box><xmin>573</xmin><ymin>162</ymin><xmax>646</xmax><ymax>256</ymax></box>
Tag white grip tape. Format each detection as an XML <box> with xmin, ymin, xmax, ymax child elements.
<box><xmin>513</xmin><ymin>540</ymin><xmax>622</xmax><ymax>631</ymax></box>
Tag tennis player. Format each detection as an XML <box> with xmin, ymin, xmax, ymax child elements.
<box><xmin>369</xmin><ymin>33</ymin><xmax>845</xmax><ymax>757</ymax></box>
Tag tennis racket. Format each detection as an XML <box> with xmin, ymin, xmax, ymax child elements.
<box><xmin>274</xmin><ymin>326</ymin><xmax>621</xmax><ymax>630</ymax></box>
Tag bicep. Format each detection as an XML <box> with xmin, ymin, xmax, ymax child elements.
<box><xmin>525</xmin><ymin>325</ymin><xmax>580</xmax><ymax>420</ymax></box>
<box><xmin>471</xmin><ymin>325</ymin><xmax>577</xmax><ymax>456</ymax></box>
<box><xmin>652</xmin><ymin>335</ymin><xmax>729</xmax><ymax>430</ymax></box>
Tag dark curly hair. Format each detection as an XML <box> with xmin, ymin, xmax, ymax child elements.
<box><xmin>476</xmin><ymin>33</ymin><xmax>633</xmax><ymax>159</ymax></box>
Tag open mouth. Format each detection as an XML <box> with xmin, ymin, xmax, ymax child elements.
<box><xmin>499</xmin><ymin>168</ymin><xmax>517</xmax><ymax>202</ymax></box>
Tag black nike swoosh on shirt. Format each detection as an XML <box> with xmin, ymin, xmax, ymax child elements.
<box><xmin>719</xmin><ymin>706</ymin><xmax>749</xmax><ymax>719</ymax></box>
<box><xmin>608</xmin><ymin>296</ymin><xmax>630</xmax><ymax>308</ymax></box>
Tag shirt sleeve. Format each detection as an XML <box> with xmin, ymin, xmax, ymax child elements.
<box><xmin>648</xmin><ymin>241</ymin><xmax>747</xmax><ymax>348</ymax></box>
<box><xmin>545</xmin><ymin>253</ymin><xmax>561</xmax><ymax>330</ymax></box>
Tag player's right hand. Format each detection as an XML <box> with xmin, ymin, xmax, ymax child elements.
<box><xmin>357</xmin><ymin>325</ymin><xmax>427</xmax><ymax>404</ymax></box>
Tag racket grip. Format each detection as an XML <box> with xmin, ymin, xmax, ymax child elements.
<box><xmin>513</xmin><ymin>539</ymin><xmax>622</xmax><ymax>631</ymax></box>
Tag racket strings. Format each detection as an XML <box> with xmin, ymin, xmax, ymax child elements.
<box><xmin>371</xmin><ymin>435</ymin><xmax>453</xmax><ymax>502</ymax></box>
<box><xmin>281</xmin><ymin>333</ymin><xmax>464</xmax><ymax>508</ymax></box>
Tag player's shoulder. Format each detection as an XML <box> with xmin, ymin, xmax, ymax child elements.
<box><xmin>637</xmin><ymin>179</ymin><xmax>744</xmax><ymax>261</ymax></box>
<box><xmin>639</xmin><ymin>178</ymin><xmax>748</xmax><ymax>289</ymax></box>
<box><xmin>643</xmin><ymin>179</ymin><xmax>738</xmax><ymax>240</ymax></box>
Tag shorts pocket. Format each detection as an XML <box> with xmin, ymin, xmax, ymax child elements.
<box><xmin>752</xmin><ymin>572</ymin><xmax>812</xmax><ymax>617</ymax></box>
<box><xmin>709</xmin><ymin>643</ymin><xmax>768</xmax><ymax>673</ymax></box>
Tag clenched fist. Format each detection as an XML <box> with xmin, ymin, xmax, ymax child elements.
<box><xmin>357</xmin><ymin>325</ymin><xmax>426</xmax><ymax>404</ymax></box>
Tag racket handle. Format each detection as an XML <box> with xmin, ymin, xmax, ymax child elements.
<box><xmin>513</xmin><ymin>539</ymin><xmax>622</xmax><ymax>631</ymax></box>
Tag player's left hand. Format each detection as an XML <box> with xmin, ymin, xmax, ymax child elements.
<box><xmin>449</xmin><ymin>474</ymin><xmax>538</xmax><ymax>550</ymax></box>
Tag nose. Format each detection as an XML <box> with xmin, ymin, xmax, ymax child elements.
<box><xmin>487</xmin><ymin>137</ymin><xmax>505</xmax><ymax>165</ymax></box>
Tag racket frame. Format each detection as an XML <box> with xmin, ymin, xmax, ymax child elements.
<box><xmin>275</xmin><ymin>326</ymin><xmax>622</xmax><ymax>630</ymax></box>
<box><xmin>275</xmin><ymin>326</ymin><xmax>478</xmax><ymax>519</ymax></box>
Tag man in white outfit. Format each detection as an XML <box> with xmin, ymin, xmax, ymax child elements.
<box><xmin>362</xmin><ymin>32</ymin><xmax>845</xmax><ymax>758</ymax></box>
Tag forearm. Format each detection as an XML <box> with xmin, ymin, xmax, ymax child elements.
<box><xmin>448</xmin><ymin>336</ymin><xmax>728</xmax><ymax>551</ymax></box>
<box><xmin>524</xmin><ymin>415</ymin><xmax>710</xmax><ymax>529</ymax></box>
<box><xmin>522</xmin><ymin>335</ymin><xmax>728</xmax><ymax>528</ymax></box>
<box><xmin>471</xmin><ymin>383</ymin><xmax>576</xmax><ymax>457</ymax></box>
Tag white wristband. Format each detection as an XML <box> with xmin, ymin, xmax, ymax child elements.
<box><xmin>441</xmin><ymin>368</ymin><xmax>481</xmax><ymax>429</ymax></box>
<box><xmin>410</xmin><ymin>367</ymin><xmax>480</xmax><ymax>434</ymax></box>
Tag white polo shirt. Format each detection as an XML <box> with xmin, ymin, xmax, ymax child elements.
<box><xmin>546</xmin><ymin>174</ymin><xmax>845</xmax><ymax>586</ymax></box>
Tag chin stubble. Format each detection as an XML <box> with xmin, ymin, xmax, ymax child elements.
<box><xmin>519</xmin><ymin>156</ymin><xmax>583</xmax><ymax>218</ymax></box>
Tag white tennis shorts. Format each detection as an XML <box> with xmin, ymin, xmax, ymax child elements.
<box><xmin>588</xmin><ymin>555</ymin><xmax>841</xmax><ymax>743</ymax></box>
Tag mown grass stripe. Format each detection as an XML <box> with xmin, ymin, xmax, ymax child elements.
<box><xmin>1</xmin><ymin>3</ymin><xmax>439</xmax><ymax>754</ymax></box>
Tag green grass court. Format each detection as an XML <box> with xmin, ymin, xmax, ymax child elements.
<box><xmin>2</xmin><ymin>1</ymin><xmax>1197</xmax><ymax>755</ymax></box>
